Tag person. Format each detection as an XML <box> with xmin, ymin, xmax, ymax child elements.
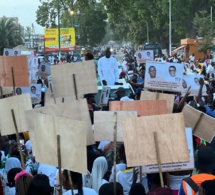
<box><xmin>41</xmin><ymin>65</ymin><xmax>46</xmax><ymax>72</ymax></box>
<box><xmin>31</xmin><ymin>86</ymin><xmax>36</xmax><ymax>94</ymax></box>
<box><xmin>99</xmin><ymin>182</ymin><xmax>123</xmax><ymax>195</ymax></box>
<box><xmin>85</xmin><ymin>53</ymin><xmax>94</xmax><ymax>61</ymax></box>
<box><xmin>137</xmin><ymin>53</ymin><xmax>142</xmax><ymax>59</ymax></box>
<box><xmin>98</xmin><ymin>48</ymin><xmax>119</xmax><ymax>86</ymax></box>
<box><xmin>169</xmin><ymin>66</ymin><xmax>176</xmax><ymax>77</ymax></box>
<box><xmin>148</xmin><ymin>66</ymin><xmax>156</xmax><ymax>78</ymax></box>
<box><xmin>178</xmin><ymin>146</ymin><xmax>215</xmax><ymax>195</ymax></box>
<box><xmin>114</xmin><ymin>87</ymin><xmax>134</xmax><ymax>101</ymax></box>
<box><xmin>5</xmin><ymin>50</ymin><xmax>9</xmax><ymax>56</ymax></box>
<box><xmin>14</xmin><ymin>51</ymin><xmax>18</xmax><ymax>56</ymax></box>
<box><xmin>62</xmin><ymin>170</ymin><xmax>97</xmax><ymax>195</ymax></box>
<box><xmin>129</xmin><ymin>183</ymin><xmax>146</xmax><ymax>195</ymax></box>
<box><xmin>27</xmin><ymin>174</ymin><xmax>53</xmax><ymax>195</ymax></box>
<box><xmin>189</xmin><ymin>53</ymin><xmax>195</xmax><ymax>62</ymax></box>
<box><xmin>91</xmin><ymin>157</ymin><xmax>108</xmax><ymax>192</ymax></box>
<box><xmin>16</xmin><ymin>87</ymin><xmax>22</xmax><ymax>95</ymax></box>
<box><xmin>199</xmin><ymin>180</ymin><xmax>215</xmax><ymax>195</ymax></box>
<box><xmin>15</xmin><ymin>170</ymin><xmax>33</xmax><ymax>195</ymax></box>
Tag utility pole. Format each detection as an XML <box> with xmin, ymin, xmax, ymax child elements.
<box><xmin>169</xmin><ymin>0</ymin><xmax>172</xmax><ymax>56</ymax></box>
<box><xmin>58</xmin><ymin>0</ymin><xmax>61</xmax><ymax>61</ymax></box>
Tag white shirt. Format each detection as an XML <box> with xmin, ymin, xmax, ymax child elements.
<box><xmin>109</xmin><ymin>163</ymin><xmax>126</xmax><ymax>182</ymax></box>
<box><xmin>98</xmin><ymin>56</ymin><xmax>119</xmax><ymax>85</ymax></box>
<box><xmin>207</xmin><ymin>64</ymin><xmax>214</xmax><ymax>74</ymax></box>
<box><xmin>63</xmin><ymin>187</ymin><xmax>97</xmax><ymax>195</ymax></box>
<box><xmin>189</xmin><ymin>55</ymin><xmax>195</xmax><ymax>62</ymax></box>
<box><xmin>120</xmin><ymin>96</ymin><xmax>134</xmax><ymax>101</ymax></box>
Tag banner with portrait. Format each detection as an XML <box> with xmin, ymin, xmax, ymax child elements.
<box><xmin>135</xmin><ymin>50</ymin><xmax>154</xmax><ymax>64</ymax></box>
<box><xmin>144</xmin><ymin>61</ymin><xmax>183</xmax><ymax>92</ymax></box>
<box><xmin>3</xmin><ymin>48</ymin><xmax>21</xmax><ymax>56</ymax></box>
<box><xmin>209</xmin><ymin>70</ymin><xmax>215</xmax><ymax>80</ymax></box>
<box><xmin>37</xmin><ymin>62</ymin><xmax>51</xmax><ymax>77</ymax></box>
<box><xmin>181</xmin><ymin>75</ymin><xmax>207</xmax><ymax>96</ymax></box>
<box><xmin>28</xmin><ymin>57</ymin><xmax>39</xmax><ymax>84</ymax></box>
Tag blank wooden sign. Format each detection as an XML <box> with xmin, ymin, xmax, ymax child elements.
<box><xmin>182</xmin><ymin>105</ymin><xmax>215</xmax><ymax>143</ymax></box>
<box><xmin>121</xmin><ymin>113</ymin><xmax>189</xmax><ymax>167</ymax></box>
<box><xmin>94</xmin><ymin>111</ymin><xmax>137</xmax><ymax>141</ymax></box>
<box><xmin>33</xmin><ymin>112</ymin><xmax>87</xmax><ymax>173</ymax></box>
<box><xmin>0</xmin><ymin>56</ymin><xmax>29</xmax><ymax>87</ymax></box>
<box><xmin>109</xmin><ymin>100</ymin><xmax>167</xmax><ymax>116</ymax></box>
<box><xmin>0</xmin><ymin>93</ymin><xmax>32</xmax><ymax>135</ymax></box>
<box><xmin>140</xmin><ymin>91</ymin><xmax>174</xmax><ymax>113</ymax></box>
<box><xmin>25</xmin><ymin>99</ymin><xmax>95</xmax><ymax>146</ymax></box>
<box><xmin>51</xmin><ymin>60</ymin><xmax>98</xmax><ymax>98</ymax></box>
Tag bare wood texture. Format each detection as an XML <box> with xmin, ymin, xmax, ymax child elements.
<box><xmin>121</xmin><ymin>113</ymin><xmax>189</xmax><ymax>167</ymax></box>
<box><xmin>33</xmin><ymin>112</ymin><xmax>87</xmax><ymax>173</ymax></box>
<box><xmin>140</xmin><ymin>91</ymin><xmax>174</xmax><ymax>113</ymax></box>
<box><xmin>0</xmin><ymin>56</ymin><xmax>29</xmax><ymax>87</ymax></box>
<box><xmin>94</xmin><ymin>111</ymin><xmax>137</xmax><ymax>141</ymax></box>
<box><xmin>182</xmin><ymin>105</ymin><xmax>215</xmax><ymax>143</ymax></box>
<box><xmin>25</xmin><ymin>99</ymin><xmax>95</xmax><ymax>146</ymax></box>
<box><xmin>109</xmin><ymin>100</ymin><xmax>167</xmax><ymax>116</ymax></box>
<box><xmin>0</xmin><ymin>94</ymin><xmax>32</xmax><ymax>135</ymax></box>
<box><xmin>51</xmin><ymin>60</ymin><xmax>98</xmax><ymax>99</ymax></box>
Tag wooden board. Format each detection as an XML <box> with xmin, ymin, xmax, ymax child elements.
<box><xmin>0</xmin><ymin>56</ymin><xmax>29</xmax><ymax>87</ymax></box>
<box><xmin>1</xmin><ymin>87</ymin><xmax>13</xmax><ymax>96</ymax></box>
<box><xmin>51</xmin><ymin>60</ymin><xmax>98</xmax><ymax>98</ymax></box>
<box><xmin>94</xmin><ymin>111</ymin><xmax>137</xmax><ymax>141</ymax></box>
<box><xmin>33</xmin><ymin>112</ymin><xmax>87</xmax><ymax>173</ymax></box>
<box><xmin>44</xmin><ymin>88</ymin><xmax>75</xmax><ymax>106</ymax></box>
<box><xmin>121</xmin><ymin>113</ymin><xmax>189</xmax><ymax>166</ymax></box>
<box><xmin>109</xmin><ymin>100</ymin><xmax>167</xmax><ymax>116</ymax></box>
<box><xmin>182</xmin><ymin>105</ymin><xmax>215</xmax><ymax>143</ymax></box>
<box><xmin>0</xmin><ymin>94</ymin><xmax>32</xmax><ymax>135</ymax></box>
<box><xmin>140</xmin><ymin>91</ymin><xmax>174</xmax><ymax>113</ymax></box>
<box><xmin>25</xmin><ymin>99</ymin><xmax>95</xmax><ymax>146</ymax></box>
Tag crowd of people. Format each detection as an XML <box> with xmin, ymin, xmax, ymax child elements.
<box><xmin>0</xmin><ymin>47</ymin><xmax>215</xmax><ymax>195</ymax></box>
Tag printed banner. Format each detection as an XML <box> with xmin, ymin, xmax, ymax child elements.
<box><xmin>3</xmin><ymin>48</ymin><xmax>21</xmax><ymax>56</ymax></box>
<box><xmin>99</xmin><ymin>86</ymin><xmax>111</xmax><ymax>106</ymax></box>
<box><xmin>136</xmin><ymin>50</ymin><xmax>154</xmax><ymax>64</ymax></box>
<box><xmin>144</xmin><ymin>61</ymin><xmax>183</xmax><ymax>92</ymax></box>
<box><xmin>28</xmin><ymin>57</ymin><xmax>39</xmax><ymax>84</ymax></box>
<box><xmin>44</xmin><ymin>28</ymin><xmax>76</xmax><ymax>52</ymax></box>
<box><xmin>37</xmin><ymin>62</ymin><xmax>51</xmax><ymax>77</ymax></box>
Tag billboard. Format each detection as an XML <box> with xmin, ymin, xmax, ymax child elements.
<box><xmin>44</xmin><ymin>28</ymin><xmax>76</xmax><ymax>52</ymax></box>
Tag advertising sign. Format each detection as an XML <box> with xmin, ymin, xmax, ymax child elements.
<box><xmin>44</xmin><ymin>28</ymin><xmax>76</xmax><ymax>52</ymax></box>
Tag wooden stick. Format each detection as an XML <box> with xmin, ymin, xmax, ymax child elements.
<box><xmin>113</xmin><ymin>112</ymin><xmax>117</xmax><ymax>195</ymax></box>
<box><xmin>57</xmin><ymin>135</ymin><xmax>62</xmax><ymax>195</ymax></box>
<box><xmin>139</xmin><ymin>166</ymin><xmax>143</xmax><ymax>184</ymax></box>
<box><xmin>11</xmin><ymin>109</ymin><xmax>25</xmax><ymax>168</ymax></box>
<box><xmin>67</xmin><ymin>171</ymin><xmax>75</xmax><ymax>195</ymax></box>
<box><xmin>0</xmin><ymin>86</ymin><xmax>3</xmax><ymax>99</ymax></box>
<box><xmin>73</xmin><ymin>74</ymin><xmax>78</xmax><ymax>100</ymax></box>
<box><xmin>156</xmin><ymin>92</ymin><xmax>159</xmax><ymax>100</ymax></box>
<box><xmin>11</xmin><ymin>67</ymin><xmax>15</xmax><ymax>96</ymax></box>
<box><xmin>62</xmin><ymin>97</ymin><xmax>64</xmax><ymax>103</ymax></box>
<box><xmin>153</xmin><ymin>131</ymin><xmax>164</xmax><ymax>187</ymax></box>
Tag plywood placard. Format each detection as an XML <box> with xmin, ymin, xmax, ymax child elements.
<box><xmin>109</xmin><ymin>100</ymin><xmax>167</xmax><ymax>116</ymax></box>
<box><xmin>51</xmin><ymin>60</ymin><xmax>98</xmax><ymax>98</ymax></box>
<box><xmin>44</xmin><ymin>88</ymin><xmax>76</xmax><ymax>106</ymax></box>
<box><xmin>0</xmin><ymin>93</ymin><xmax>32</xmax><ymax>135</ymax></box>
<box><xmin>140</xmin><ymin>91</ymin><xmax>174</xmax><ymax>113</ymax></box>
<box><xmin>182</xmin><ymin>105</ymin><xmax>215</xmax><ymax>143</ymax></box>
<box><xmin>33</xmin><ymin>112</ymin><xmax>87</xmax><ymax>173</ymax></box>
<box><xmin>94</xmin><ymin>111</ymin><xmax>137</xmax><ymax>141</ymax></box>
<box><xmin>25</xmin><ymin>99</ymin><xmax>95</xmax><ymax>146</ymax></box>
<box><xmin>1</xmin><ymin>87</ymin><xmax>13</xmax><ymax>95</ymax></box>
<box><xmin>0</xmin><ymin>56</ymin><xmax>29</xmax><ymax>87</ymax></box>
<box><xmin>121</xmin><ymin>113</ymin><xmax>189</xmax><ymax>167</ymax></box>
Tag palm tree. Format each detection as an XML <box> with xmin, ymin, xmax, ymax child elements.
<box><xmin>0</xmin><ymin>16</ymin><xmax>24</xmax><ymax>55</ymax></box>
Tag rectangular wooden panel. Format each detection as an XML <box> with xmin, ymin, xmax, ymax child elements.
<box><xmin>0</xmin><ymin>56</ymin><xmax>29</xmax><ymax>87</ymax></box>
<box><xmin>0</xmin><ymin>94</ymin><xmax>32</xmax><ymax>135</ymax></box>
<box><xmin>121</xmin><ymin>113</ymin><xmax>189</xmax><ymax>166</ymax></box>
<box><xmin>109</xmin><ymin>100</ymin><xmax>167</xmax><ymax>116</ymax></box>
<box><xmin>94</xmin><ymin>111</ymin><xmax>137</xmax><ymax>141</ymax></box>
<box><xmin>140</xmin><ymin>91</ymin><xmax>174</xmax><ymax>113</ymax></box>
<box><xmin>33</xmin><ymin>112</ymin><xmax>87</xmax><ymax>173</ymax></box>
<box><xmin>51</xmin><ymin>60</ymin><xmax>98</xmax><ymax>98</ymax></box>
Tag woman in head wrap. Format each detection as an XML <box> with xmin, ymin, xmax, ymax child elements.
<box><xmin>91</xmin><ymin>157</ymin><xmax>108</xmax><ymax>192</ymax></box>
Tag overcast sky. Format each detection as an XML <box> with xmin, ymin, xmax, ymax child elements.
<box><xmin>0</xmin><ymin>0</ymin><xmax>44</xmax><ymax>34</ymax></box>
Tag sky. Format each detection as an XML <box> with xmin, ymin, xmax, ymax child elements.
<box><xmin>0</xmin><ymin>0</ymin><xmax>44</xmax><ymax>34</ymax></box>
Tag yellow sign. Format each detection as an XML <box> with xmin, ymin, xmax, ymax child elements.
<box><xmin>44</xmin><ymin>28</ymin><xmax>76</xmax><ymax>52</ymax></box>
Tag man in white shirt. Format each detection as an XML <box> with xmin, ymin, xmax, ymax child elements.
<box><xmin>98</xmin><ymin>48</ymin><xmax>119</xmax><ymax>86</ymax></box>
<box><xmin>189</xmin><ymin>53</ymin><xmax>195</xmax><ymax>62</ymax></box>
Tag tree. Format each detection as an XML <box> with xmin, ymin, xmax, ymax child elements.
<box><xmin>36</xmin><ymin>0</ymin><xmax>107</xmax><ymax>46</ymax></box>
<box><xmin>193</xmin><ymin>10</ymin><xmax>215</xmax><ymax>54</ymax></box>
<box><xmin>0</xmin><ymin>16</ymin><xmax>24</xmax><ymax>55</ymax></box>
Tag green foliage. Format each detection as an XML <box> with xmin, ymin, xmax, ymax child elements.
<box><xmin>0</xmin><ymin>16</ymin><xmax>24</xmax><ymax>55</ymax></box>
<box><xmin>36</xmin><ymin>0</ymin><xmax>106</xmax><ymax>47</ymax></box>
